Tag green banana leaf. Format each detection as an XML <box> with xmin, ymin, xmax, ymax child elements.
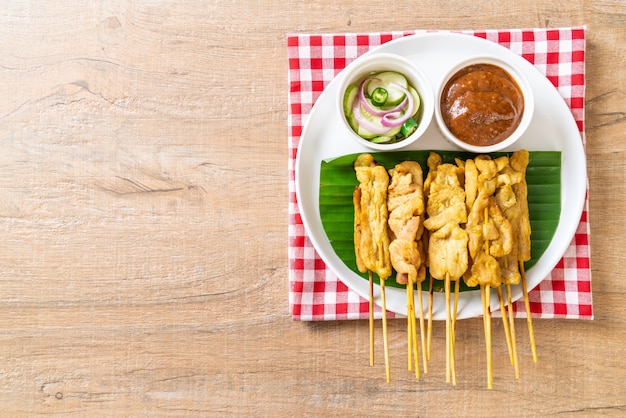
<box><xmin>319</xmin><ymin>150</ymin><xmax>561</xmax><ymax>291</ymax></box>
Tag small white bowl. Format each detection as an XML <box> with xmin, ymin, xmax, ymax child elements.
<box><xmin>435</xmin><ymin>56</ymin><xmax>534</xmax><ymax>154</ymax></box>
<box><xmin>337</xmin><ymin>53</ymin><xmax>434</xmax><ymax>151</ymax></box>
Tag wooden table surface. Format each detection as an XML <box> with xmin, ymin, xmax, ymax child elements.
<box><xmin>1</xmin><ymin>1</ymin><xmax>625</xmax><ymax>416</ymax></box>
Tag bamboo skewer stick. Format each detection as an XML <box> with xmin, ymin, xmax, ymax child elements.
<box><xmin>407</xmin><ymin>281</ymin><xmax>420</xmax><ymax>378</ymax></box>
<box><xmin>444</xmin><ymin>275</ymin><xmax>451</xmax><ymax>383</ymax></box>
<box><xmin>497</xmin><ymin>286</ymin><xmax>514</xmax><ymax>366</ymax></box>
<box><xmin>418</xmin><ymin>285</ymin><xmax>428</xmax><ymax>374</ymax></box>
<box><xmin>427</xmin><ymin>275</ymin><xmax>434</xmax><ymax>361</ymax></box>
<box><xmin>481</xmin><ymin>283</ymin><xmax>489</xmax><ymax>389</ymax></box>
<box><xmin>453</xmin><ymin>279</ymin><xmax>460</xmax><ymax>333</ymax></box>
<box><xmin>369</xmin><ymin>270</ymin><xmax>375</xmax><ymax>367</ymax></box>
<box><xmin>485</xmin><ymin>284</ymin><xmax>493</xmax><ymax>390</ymax></box>
<box><xmin>412</xmin><ymin>297</ymin><xmax>416</xmax><ymax>373</ymax></box>
<box><xmin>506</xmin><ymin>284</ymin><xmax>520</xmax><ymax>379</ymax></box>
<box><xmin>481</xmin><ymin>284</ymin><xmax>487</xmax><ymax>328</ymax></box>
<box><xmin>451</xmin><ymin>278</ymin><xmax>459</xmax><ymax>385</ymax></box>
<box><xmin>380</xmin><ymin>278</ymin><xmax>391</xmax><ymax>383</ymax></box>
<box><xmin>412</xmin><ymin>303</ymin><xmax>420</xmax><ymax>378</ymax></box>
<box><xmin>520</xmin><ymin>261</ymin><xmax>538</xmax><ymax>363</ymax></box>
<box><xmin>406</xmin><ymin>287</ymin><xmax>412</xmax><ymax>371</ymax></box>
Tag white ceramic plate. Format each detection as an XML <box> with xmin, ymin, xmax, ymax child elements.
<box><xmin>295</xmin><ymin>32</ymin><xmax>586</xmax><ymax>320</ymax></box>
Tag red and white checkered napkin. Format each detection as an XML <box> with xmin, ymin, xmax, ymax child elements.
<box><xmin>288</xmin><ymin>27</ymin><xmax>593</xmax><ymax>321</ymax></box>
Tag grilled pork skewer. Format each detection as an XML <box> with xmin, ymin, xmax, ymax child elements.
<box><xmin>464</xmin><ymin>155</ymin><xmax>516</xmax><ymax>388</ymax></box>
<box><xmin>423</xmin><ymin>154</ymin><xmax>468</xmax><ymax>385</ymax></box>
<box><xmin>495</xmin><ymin>150</ymin><xmax>536</xmax><ymax>364</ymax></box>
<box><xmin>353</xmin><ymin>153</ymin><xmax>392</xmax><ymax>382</ymax></box>
<box><xmin>387</xmin><ymin>161</ymin><xmax>427</xmax><ymax>376</ymax></box>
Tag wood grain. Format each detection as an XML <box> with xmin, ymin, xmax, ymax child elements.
<box><xmin>0</xmin><ymin>0</ymin><xmax>625</xmax><ymax>415</ymax></box>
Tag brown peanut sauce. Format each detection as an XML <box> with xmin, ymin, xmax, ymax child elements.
<box><xmin>440</xmin><ymin>63</ymin><xmax>524</xmax><ymax>146</ymax></box>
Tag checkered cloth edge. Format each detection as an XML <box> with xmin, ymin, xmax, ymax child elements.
<box><xmin>288</xmin><ymin>27</ymin><xmax>592</xmax><ymax>321</ymax></box>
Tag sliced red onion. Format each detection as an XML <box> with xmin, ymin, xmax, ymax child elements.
<box><xmin>358</xmin><ymin>78</ymin><xmax>386</xmax><ymax>116</ymax></box>
<box><xmin>352</xmin><ymin>99</ymin><xmax>392</xmax><ymax>135</ymax></box>
<box><xmin>381</xmin><ymin>83</ymin><xmax>414</xmax><ymax>127</ymax></box>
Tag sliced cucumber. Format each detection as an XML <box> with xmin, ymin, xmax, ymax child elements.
<box><xmin>370</xmin><ymin>135</ymin><xmax>395</xmax><ymax>143</ymax></box>
<box><xmin>343</xmin><ymin>84</ymin><xmax>358</xmax><ymax>117</ymax></box>
<box><xmin>408</xmin><ymin>86</ymin><xmax>421</xmax><ymax>117</ymax></box>
<box><xmin>356</xmin><ymin>104</ymin><xmax>380</xmax><ymax>132</ymax></box>
<box><xmin>358</xmin><ymin>124</ymin><xmax>401</xmax><ymax>141</ymax></box>
<box><xmin>357</xmin><ymin>124</ymin><xmax>379</xmax><ymax>139</ymax></box>
<box><xmin>343</xmin><ymin>84</ymin><xmax>359</xmax><ymax>131</ymax></box>
<box><xmin>371</xmin><ymin>124</ymin><xmax>403</xmax><ymax>143</ymax></box>
<box><xmin>347</xmin><ymin>112</ymin><xmax>359</xmax><ymax>133</ymax></box>
<box><xmin>366</xmin><ymin>71</ymin><xmax>408</xmax><ymax>106</ymax></box>
<box><xmin>354</xmin><ymin>104</ymin><xmax>402</xmax><ymax>140</ymax></box>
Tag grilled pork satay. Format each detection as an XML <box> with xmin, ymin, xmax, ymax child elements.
<box><xmin>464</xmin><ymin>197</ymin><xmax>513</xmax><ymax>288</ymax></box>
<box><xmin>353</xmin><ymin>187</ymin><xmax>366</xmax><ymax>274</ymax></box>
<box><xmin>495</xmin><ymin>152</ymin><xmax>528</xmax><ymax>286</ymax></box>
<box><xmin>387</xmin><ymin>161</ymin><xmax>427</xmax><ymax>376</ymax></box>
<box><xmin>354</xmin><ymin>153</ymin><xmax>392</xmax><ymax>280</ymax></box>
<box><xmin>423</xmin><ymin>158</ymin><xmax>468</xmax><ymax>285</ymax></box>
<box><xmin>353</xmin><ymin>153</ymin><xmax>392</xmax><ymax>381</ymax></box>
<box><xmin>388</xmin><ymin>161</ymin><xmax>426</xmax><ymax>284</ymax></box>
<box><xmin>489</xmin><ymin>150</ymin><xmax>535</xmax><ymax>375</ymax></box>
<box><xmin>423</xmin><ymin>163</ymin><xmax>467</xmax><ymax>233</ymax></box>
<box><xmin>463</xmin><ymin>155</ymin><xmax>516</xmax><ymax>389</ymax></box>
<box><xmin>508</xmin><ymin>150</ymin><xmax>531</xmax><ymax>264</ymax></box>
<box><xmin>428</xmin><ymin>221</ymin><xmax>469</xmax><ymax>282</ymax></box>
<box><xmin>492</xmin><ymin>157</ymin><xmax>522</xmax><ymax>378</ymax></box>
<box><xmin>497</xmin><ymin>150</ymin><xmax>536</xmax><ymax>364</ymax></box>
<box><xmin>423</xmin><ymin>152</ymin><xmax>440</xmax><ymax>362</ymax></box>
<box><xmin>464</xmin><ymin>155</ymin><xmax>514</xmax><ymax>287</ymax></box>
<box><xmin>423</xmin><ymin>156</ymin><xmax>468</xmax><ymax>385</ymax></box>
